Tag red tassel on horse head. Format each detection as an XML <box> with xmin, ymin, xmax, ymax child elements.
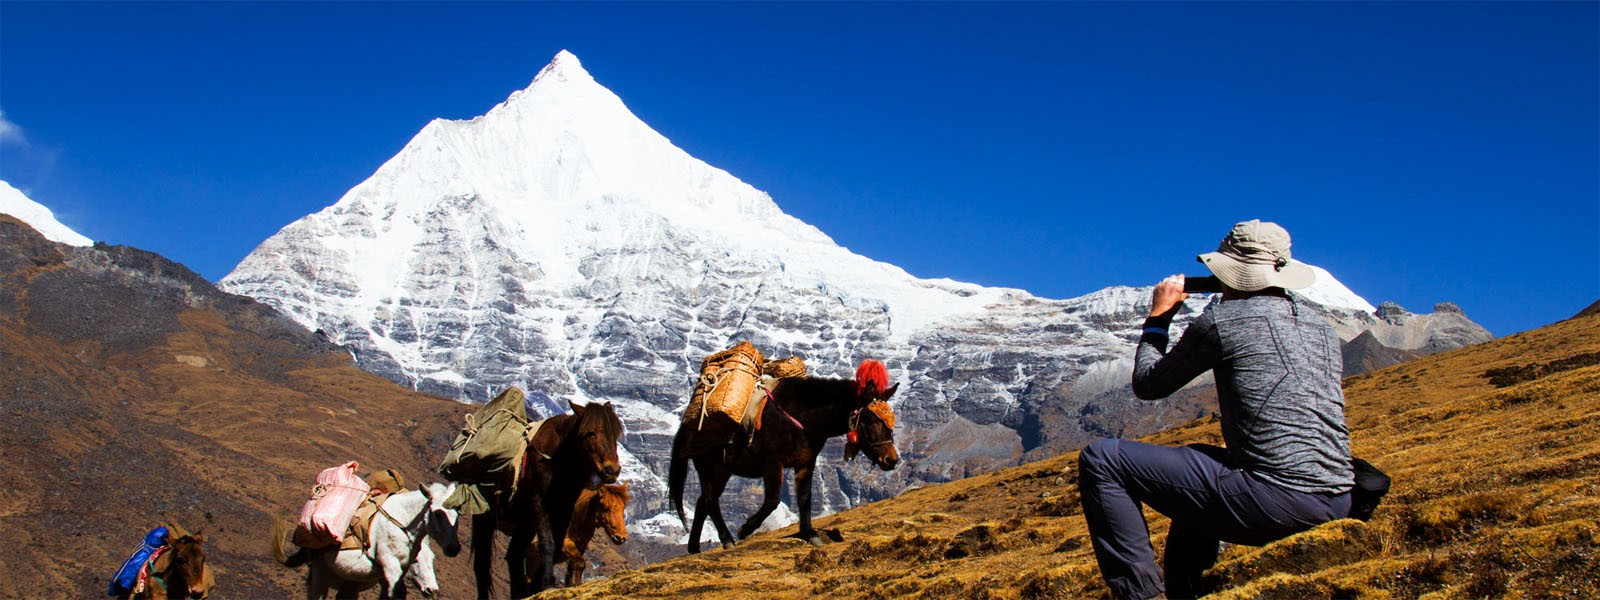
<box><xmin>855</xmin><ymin>359</ymin><xmax>890</xmax><ymax>398</ymax></box>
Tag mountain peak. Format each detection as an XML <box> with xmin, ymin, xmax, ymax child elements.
<box><xmin>0</xmin><ymin>180</ymin><xmax>93</xmax><ymax>247</ymax></box>
<box><xmin>529</xmin><ymin>49</ymin><xmax>593</xmax><ymax>88</ymax></box>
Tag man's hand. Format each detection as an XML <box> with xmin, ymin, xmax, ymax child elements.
<box><xmin>1150</xmin><ymin>274</ymin><xmax>1186</xmax><ymax>319</ymax></box>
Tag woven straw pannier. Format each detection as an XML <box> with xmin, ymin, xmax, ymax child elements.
<box><xmin>683</xmin><ymin>341</ymin><xmax>766</xmax><ymax>429</ymax></box>
<box><xmin>762</xmin><ymin>355</ymin><xmax>807</xmax><ymax>379</ymax></box>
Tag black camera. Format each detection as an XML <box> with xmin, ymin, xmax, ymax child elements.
<box><xmin>1183</xmin><ymin>275</ymin><xmax>1223</xmax><ymax>294</ymax></box>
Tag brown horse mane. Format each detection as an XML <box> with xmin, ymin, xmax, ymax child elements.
<box><xmin>577</xmin><ymin>401</ymin><xmax>624</xmax><ymax>440</ymax></box>
<box><xmin>532</xmin><ymin>401</ymin><xmax>623</xmax><ymax>455</ymax></box>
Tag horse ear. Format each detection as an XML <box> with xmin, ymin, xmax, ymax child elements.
<box><xmin>192</xmin><ymin>534</ymin><xmax>205</xmax><ymax>543</ymax></box>
<box><xmin>570</xmin><ymin>399</ymin><xmax>586</xmax><ymax>416</ymax></box>
<box><xmin>420</xmin><ymin>484</ymin><xmax>434</xmax><ymax>500</ymax></box>
<box><xmin>881</xmin><ymin>383</ymin><xmax>899</xmax><ymax>400</ymax></box>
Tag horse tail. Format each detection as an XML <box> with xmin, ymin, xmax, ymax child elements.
<box><xmin>269</xmin><ymin>519</ymin><xmax>308</xmax><ymax>568</ymax></box>
<box><xmin>669</xmin><ymin>426</ymin><xmax>693</xmax><ymax>529</ymax></box>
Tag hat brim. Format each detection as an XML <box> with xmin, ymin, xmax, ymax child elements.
<box><xmin>1198</xmin><ymin>252</ymin><xmax>1317</xmax><ymax>291</ymax></box>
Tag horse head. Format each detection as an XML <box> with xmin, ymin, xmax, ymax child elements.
<box><xmin>598</xmin><ymin>482</ymin><xmax>630</xmax><ymax>545</ymax></box>
<box><xmin>570</xmin><ymin>400</ymin><xmax>624</xmax><ymax>483</ymax></box>
<box><xmin>845</xmin><ymin>359</ymin><xmax>901</xmax><ymax>472</ymax></box>
<box><xmin>418</xmin><ymin>482</ymin><xmax>462</xmax><ymax>557</ymax></box>
<box><xmin>154</xmin><ymin>531</ymin><xmax>210</xmax><ymax>599</ymax></box>
<box><xmin>405</xmin><ymin>541</ymin><xmax>440</xmax><ymax>599</ymax></box>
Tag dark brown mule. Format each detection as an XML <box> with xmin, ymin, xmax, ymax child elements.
<box><xmin>557</xmin><ymin>482</ymin><xmax>630</xmax><ymax>587</ymax></box>
<box><xmin>471</xmin><ymin>400</ymin><xmax>623</xmax><ymax>598</ymax></box>
<box><xmin>136</xmin><ymin>526</ymin><xmax>212</xmax><ymax>599</ymax></box>
<box><xmin>668</xmin><ymin>359</ymin><xmax>901</xmax><ymax>553</ymax></box>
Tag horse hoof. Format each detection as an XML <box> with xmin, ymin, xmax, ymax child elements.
<box><xmin>805</xmin><ymin>536</ymin><xmax>825</xmax><ymax>547</ymax></box>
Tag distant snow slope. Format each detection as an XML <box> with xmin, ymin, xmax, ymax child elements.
<box><xmin>0</xmin><ymin>181</ymin><xmax>93</xmax><ymax>246</ymax></box>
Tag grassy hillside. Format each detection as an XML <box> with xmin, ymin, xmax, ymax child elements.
<box><xmin>0</xmin><ymin>216</ymin><xmax>480</xmax><ymax>597</ymax></box>
<box><xmin>543</xmin><ymin>312</ymin><xmax>1600</xmax><ymax>599</ymax></box>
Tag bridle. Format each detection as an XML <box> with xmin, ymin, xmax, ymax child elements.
<box><xmin>849</xmin><ymin>400</ymin><xmax>896</xmax><ymax>449</ymax></box>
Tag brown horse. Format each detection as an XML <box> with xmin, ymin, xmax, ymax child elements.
<box><xmin>556</xmin><ymin>482</ymin><xmax>630</xmax><ymax>587</ymax></box>
<box><xmin>134</xmin><ymin>527</ymin><xmax>212</xmax><ymax>599</ymax></box>
<box><xmin>669</xmin><ymin>359</ymin><xmax>901</xmax><ymax>553</ymax></box>
<box><xmin>471</xmin><ymin>400</ymin><xmax>623</xmax><ymax>598</ymax></box>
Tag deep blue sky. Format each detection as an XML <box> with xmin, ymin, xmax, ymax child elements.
<box><xmin>2</xmin><ymin>2</ymin><xmax>1595</xmax><ymax>337</ymax></box>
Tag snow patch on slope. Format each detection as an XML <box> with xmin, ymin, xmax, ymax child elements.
<box><xmin>0</xmin><ymin>180</ymin><xmax>92</xmax><ymax>246</ymax></box>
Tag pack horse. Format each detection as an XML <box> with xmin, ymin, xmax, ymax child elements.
<box><xmin>466</xmin><ymin>399</ymin><xmax>625</xmax><ymax>598</ymax></box>
<box><xmin>109</xmin><ymin>522</ymin><xmax>213</xmax><ymax>600</ymax></box>
<box><xmin>670</xmin><ymin>358</ymin><xmax>901</xmax><ymax>552</ymax></box>
<box><xmin>272</xmin><ymin>482</ymin><xmax>461</xmax><ymax>599</ymax></box>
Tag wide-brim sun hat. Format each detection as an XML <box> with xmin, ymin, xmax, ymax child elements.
<box><xmin>1197</xmin><ymin>219</ymin><xmax>1316</xmax><ymax>291</ymax></box>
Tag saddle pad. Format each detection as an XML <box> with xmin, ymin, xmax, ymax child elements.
<box><xmin>341</xmin><ymin>492</ymin><xmax>393</xmax><ymax>551</ymax></box>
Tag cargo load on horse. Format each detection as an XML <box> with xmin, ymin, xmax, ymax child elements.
<box><xmin>681</xmin><ymin>341</ymin><xmax>808</xmax><ymax>436</ymax></box>
<box><xmin>293</xmin><ymin>461</ymin><xmax>371</xmax><ymax>549</ymax></box>
<box><xmin>108</xmin><ymin>526</ymin><xmax>168</xmax><ymax>597</ymax></box>
<box><xmin>438</xmin><ymin>386</ymin><xmax>549</xmax><ymax>516</ymax></box>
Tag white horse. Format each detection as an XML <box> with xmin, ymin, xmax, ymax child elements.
<box><xmin>274</xmin><ymin>482</ymin><xmax>462</xmax><ymax>599</ymax></box>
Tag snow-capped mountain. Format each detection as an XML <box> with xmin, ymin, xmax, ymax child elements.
<box><xmin>221</xmin><ymin>51</ymin><xmax>1488</xmax><ymax>542</ymax></box>
<box><xmin>0</xmin><ymin>181</ymin><xmax>93</xmax><ymax>246</ymax></box>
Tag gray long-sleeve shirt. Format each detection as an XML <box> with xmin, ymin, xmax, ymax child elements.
<box><xmin>1133</xmin><ymin>293</ymin><xmax>1354</xmax><ymax>494</ymax></box>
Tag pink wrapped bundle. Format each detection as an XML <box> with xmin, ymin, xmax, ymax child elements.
<box><xmin>292</xmin><ymin>461</ymin><xmax>371</xmax><ymax>549</ymax></box>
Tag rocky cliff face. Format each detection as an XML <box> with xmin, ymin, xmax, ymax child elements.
<box><xmin>217</xmin><ymin>52</ymin><xmax>1491</xmax><ymax>544</ymax></box>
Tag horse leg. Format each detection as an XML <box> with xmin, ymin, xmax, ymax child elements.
<box><xmin>531</xmin><ymin>492</ymin><xmax>559</xmax><ymax>592</ymax></box>
<box><xmin>565</xmin><ymin>546</ymin><xmax>586</xmax><ymax>588</ymax></box>
<box><xmin>701</xmin><ymin>463</ymin><xmax>738</xmax><ymax>550</ymax></box>
<box><xmin>306</xmin><ymin>563</ymin><xmax>330</xmax><ymax>600</ymax></box>
<box><xmin>793</xmin><ymin>464</ymin><xmax>825</xmax><ymax>546</ymax></box>
<box><xmin>470</xmin><ymin>512</ymin><xmax>496</xmax><ymax>600</ymax></box>
<box><xmin>506</xmin><ymin>519</ymin><xmax>534</xmax><ymax>599</ymax></box>
<box><xmin>688</xmin><ymin>489</ymin><xmax>708</xmax><ymax>555</ymax></box>
<box><xmin>686</xmin><ymin>455</ymin><xmax>714</xmax><ymax>554</ymax></box>
<box><xmin>376</xmin><ymin>541</ymin><xmax>406</xmax><ymax>600</ymax></box>
<box><xmin>738</xmin><ymin>462</ymin><xmax>784</xmax><ymax>539</ymax></box>
<box><xmin>334</xmin><ymin>582</ymin><xmax>361</xmax><ymax>600</ymax></box>
<box><xmin>389</xmin><ymin>574</ymin><xmax>408</xmax><ymax>599</ymax></box>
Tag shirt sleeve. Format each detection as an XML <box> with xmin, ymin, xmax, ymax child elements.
<box><xmin>1132</xmin><ymin>309</ymin><xmax>1221</xmax><ymax>400</ymax></box>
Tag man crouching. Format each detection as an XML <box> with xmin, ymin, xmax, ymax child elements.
<box><xmin>1078</xmin><ymin>220</ymin><xmax>1354</xmax><ymax>600</ymax></box>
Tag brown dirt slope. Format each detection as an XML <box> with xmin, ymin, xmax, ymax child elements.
<box><xmin>545</xmin><ymin>312</ymin><xmax>1600</xmax><ymax>599</ymax></box>
<box><xmin>0</xmin><ymin>216</ymin><xmax>479</xmax><ymax>597</ymax></box>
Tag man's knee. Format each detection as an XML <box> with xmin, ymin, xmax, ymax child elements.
<box><xmin>1079</xmin><ymin>438</ymin><xmax>1121</xmax><ymax>479</ymax></box>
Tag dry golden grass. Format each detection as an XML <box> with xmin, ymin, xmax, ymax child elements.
<box><xmin>0</xmin><ymin>305</ymin><xmax>479</xmax><ymax>597</ymax></box>
<box><xmin>543</xmin><ymin>314</ymin><xmax>1600</xmax><ymax>599</ymax></box>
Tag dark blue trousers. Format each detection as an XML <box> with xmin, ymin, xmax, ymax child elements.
<box><xmin>1077</xmin><ymin>439</ymin><xmax>1350</xmax><ymax>600</ymax></box>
